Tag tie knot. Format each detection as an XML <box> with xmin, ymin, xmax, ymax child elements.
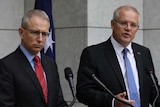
<box><xmin>122</xmin><ymin>48</ymin><xmax>128</xmax><ymax>55</ymax></box>
<box><xmin>34</xmin><ymin>55</ymin><xmax>40</xmax><ymax>63</ymax></box>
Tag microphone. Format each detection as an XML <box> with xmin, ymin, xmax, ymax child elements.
<box><xmin>64</xmin><ymin>67</ymin><xmax>76</xmax><ymax>107</ymax></box>
<box><xmin>83</xmin><ymin>67</ymin><xmax>133</xmax><ymax>107</ymax></box>
<box><xmin>147</xmin><ymin>68</ymin><xmax>159</xmax><ymax>107</ymax></box>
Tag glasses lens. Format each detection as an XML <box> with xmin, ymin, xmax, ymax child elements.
<box><xmin>23</xmin><ymin>27</ymin><xmax>49</xmax><ymax>37</ymax></box>
<box><xmin>114</xmin><ymin>20</ymin><xmax>138</xmax><ymax>28</ymax></box>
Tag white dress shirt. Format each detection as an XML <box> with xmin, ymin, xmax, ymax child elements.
<box><xmin>110</xmin><ymin>36</ymin><xmax>140</xmax><ymax>106</ymax></box>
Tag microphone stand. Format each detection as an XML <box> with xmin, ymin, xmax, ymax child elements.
<box><xmin>68</xmin><ymin>94</ymin><xmax>76</xmax><ymax>107</ymax></box>
<box><xmin>149</xmin><ymin>71</ymin><xmax>159</xmax><ymax>107</ymax></box>
<box><xmin>64</xmin><ymin>67</ymin><xmax>76</xmax><ymax>107</ymax></box>
<box><xmin>68</xmin><ymin>84</ymin><xmax>76</xmax><ymax>107</ymax></box>
<box><xmin>83</xmin><ymin>67</ymin><xmax>133</xmax><ymax>107</ymax></box>
<box><xmin>92</xmin><ymin>74</ymin><xmax>133</xmax><ymax>107</ymax></box>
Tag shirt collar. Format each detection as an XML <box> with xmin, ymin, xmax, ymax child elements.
<box><xmin>20</xmin><ymin>45</ymin><xmax>41</xmax><ymax>63</ymax></box>
<box><xmin>111</xmin><ymin>36</ymin><xmax>133</xmax><ymax>54</ymax></box>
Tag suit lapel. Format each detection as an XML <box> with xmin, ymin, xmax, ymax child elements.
<box><xmin>15</xmin><ymin>48</ymin><xmax>46</xmax><ymax>102</ymax></box>
<box><xmin>132</xmin><ymin>44</ymin><xmax>143</xmax><ymax>94</ymax></box>
<box><xmin>104</xmin><ymin>40</ymin><xmax>144</xmax><ymax>92</ymax></box>
<box><xmin>104</xmin><ymin>41</ymin><xmax>144</xmax><ymax>97</ymax></box>
<box><xmin>103</xmin><ymin>39</ymin><xmax>126</xmax><ymax>91</ymax></box>
<box><xmin>41</xmin><ymin>55</ymin><xmax>54</xmax><ymax>104</ymax></box>
<box><xmin>41</xmin><ymin>55</ymin><xmax>50</xmax><ymax>92</ymax></box>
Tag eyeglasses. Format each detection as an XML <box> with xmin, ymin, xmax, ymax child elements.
<box><xmin>114</xmin><ymin>19</ymin><xmax>139</xmax><ymax>28</ymax></box>
<box><xmin>23</xmin><ymin>27</ymin><xmax>49</xmax><ymax>37</ymax></box>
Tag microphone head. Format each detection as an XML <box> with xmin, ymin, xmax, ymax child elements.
<box><xmin>64</xmin><ymin>67</ymin><xmax>73</xmax><ymax>80</ymax></box>
<box><xmin>147</xmin><ymin>67</ymin><xmax>154</xmax><ymax>74</ymax></box>
<box><xmin>83</xmin><ymin>67</ymin><xmax>95</xmax><ymax>78</ymax></box>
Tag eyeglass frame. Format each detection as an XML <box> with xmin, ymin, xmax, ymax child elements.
<box><xmin>22</xmin><ymin>27</ymin><xmax>50</xmax><ymax>37</ymax></box>
<box><xmin>113</xmin><ymin>19</ymin><xmax>139</xmax><ymax>29</ymax></box>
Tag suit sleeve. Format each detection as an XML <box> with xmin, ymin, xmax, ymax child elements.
<box><xmin>76</xmin><ymin>47</ymin><xmax>113</xmax><ymax>107</ymax></box>
<box><xmin>0</xmin><ymin>59</ymin><xmax>15</xmax><ymax>107</ymax></box>
<box><xmin>54</xmin><ymin>63</ymin><xmax>68</xmax><ymax>107</ymax></box>
<box><xmin>147</xmin><ymin>49</ymin><xmax>160</xmax><ymax>107</ymax></box>
<box><xmin>45</xmin><ymin>57</ymin><xmax>68</xmax><ymax>107</ymax></box>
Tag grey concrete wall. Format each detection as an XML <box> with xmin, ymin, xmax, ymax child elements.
<box><xmin>0</xmin><ymin>0</ymin><xmax>160</xmax><ymax>107</ymax></box>
<box><xmin>53</xmin><ymin>0</ymin><xmax>87</xmax><ymax>106</ymax></box>
<box><xmin>143</xmin><ymin>0</ymin><xmax>160</xmax><ymax>82</ymax></box>
<box><xmin>0</xmin><ymin>0</ymin><xmax>23</xmax><ymax>58</ymax></box>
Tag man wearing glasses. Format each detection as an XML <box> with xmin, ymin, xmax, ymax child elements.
<box><xmin>0</xmin><ymin>9</ymin><xmax>68</xmax><ymax>107</ymax></box>
<box><xmin>76</xmin><ymin>5</ymin><xmax>160</xmax><ymax>107</ymax></box>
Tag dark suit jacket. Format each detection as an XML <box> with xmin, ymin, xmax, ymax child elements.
<box><xmin>76</xmin><ymin>38</ymin><xmax>160</xmax><ymax>107</ymax></box>
<box><xmin>0</xmin><ymin>47</ymin><xmax>68</xmax><ymax>107</ymax></box>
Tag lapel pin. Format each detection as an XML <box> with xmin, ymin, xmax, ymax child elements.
<box><xmin>137</xmin><ymin>52</ymin><xmax>141</xmax><ymax>55</ymax></box>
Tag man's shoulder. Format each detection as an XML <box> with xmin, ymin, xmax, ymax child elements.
<box><xmin>41</xmin><ymin>54</ymin><xmax>55</xmax><ymax>62</ymax></box>
<box><xmin>85</xmin><ymin>40</ymin><xmax>109</xmax><ymax>50</ymax></box>
<box><xmin>132</xmin><ymin>42</ymin><xmax>149</xmax><ymax>49</ymax></box>
<box><xmin>0</xmin><ymin>47</ymin><xmax>20</xmax><ymax>61</ymax></box>
<box><xmin>132</xmin><ymin>42</ymin><xmax>150</xmax><ymax>53</ymax></box>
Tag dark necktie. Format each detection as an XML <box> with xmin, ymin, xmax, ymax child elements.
<box><xmin>34</xmin><ymin>55</ymin><xmax>48</xmax><ymax>103</ymax></box>
<box><xmin>123</xmin><ymin>48</ymin><xmax>140</xmax><ymax>107</ymax></box>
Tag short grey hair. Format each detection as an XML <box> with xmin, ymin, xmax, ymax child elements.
<box><xmin>113</xmin><ymin>5</ymin><xmax>139</xmax><ymax>20</ymax></box>
<box><xmin>21</xmin><ymin>9</ymin><xmax>50</xmax><ymax>28</ymax></box>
